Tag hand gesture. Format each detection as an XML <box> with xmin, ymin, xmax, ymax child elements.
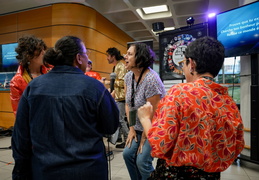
<box><xmin>137</xmin><ymin>101</ymin><xmax>153</xmax><ymax>124</ymax></box>
<box><xmin>125</xmin><ymin>128</ymin><xmax>137</xmax><ymax>148</ymax></box>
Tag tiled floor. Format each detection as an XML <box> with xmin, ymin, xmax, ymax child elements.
<box><xmin>1</xmin><ymin>136</ymin><xmax>259</xmax><ymax>180</ymax></box>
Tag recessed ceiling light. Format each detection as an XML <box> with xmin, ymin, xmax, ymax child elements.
<box><xmin>164</xmin><ymin>27</ymin><xmax>175</xmax><ymax>31</ymax></box>
<box><xmin>151</xmin><ymin>26</ymin><xmax>175</xmax><ymax>36</ymax></box>
<box><xmin>142</xmin><ymin>5</ymin><xmax>168</xmax><ymax>14</ymax></box>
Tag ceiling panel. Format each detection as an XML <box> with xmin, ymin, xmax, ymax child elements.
<box><xmin>0</xmin><ymin>0</ymin><xmax>242</xmax><ymax>52</ymax></box>
<box><xmin>120</xmin><ymin>22</ymin><xmax>147</xmax><ymax>31</ymax></box>
<box><xmin>173</xmin><ymin>0</ymin><xmax>209</xmax><ymax>16</ymax></box>
<box><xmin>105</xmin><ymin>11</ymin><xmax>139</xmax><ymax>23</ymax></box>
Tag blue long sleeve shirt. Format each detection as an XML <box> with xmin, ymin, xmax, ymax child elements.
<box><xmin>12</xmin><ymin>65</ymin><xmax>119</xmax><ymax>180</ymax></box>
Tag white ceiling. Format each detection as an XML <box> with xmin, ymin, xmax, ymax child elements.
<box><xmin>0</xmin><ymin>0</ymin><xmax>242</xmax><ymax>51</ymax></box>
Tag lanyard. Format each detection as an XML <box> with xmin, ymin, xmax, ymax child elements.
<box><xmin>131</xmin><ymin>68</ymin><xmax>146</xmax><ymax>107</ymax></box>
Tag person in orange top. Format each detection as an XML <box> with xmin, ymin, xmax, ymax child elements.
<box><xmin>10</xmin><ymin>35</ymin><xmax>50</xmax><ymax>116</ymax></box>
<box><xmin>85</xmin><ymin>60</ymin><xmax>102</xmax><ymax>80</ymax></box>
<box><xmin>138</xmin><ymin>36</ymin><xmax>244</xmax><ymax>179</ymax></box>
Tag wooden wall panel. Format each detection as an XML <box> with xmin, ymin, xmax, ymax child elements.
<box><xmin>51</xmin><ymin>25</ymin><xmax>95</xmax><ymax>47</ymax></box>
<box><xmin>91</xmin><ymin>32</ymin><xmax>121</xmax><ymax>53</ymax></box>
<box><xmin>17</xmin><ymin>27</ymin><xmax>52</xmax><ymax>47</ymax></box>
<box><xmin>96</xmin><ymin>13</ymin><xmax>133</xmax><ymax>45</ymax></box>
<box><xmin>17</xmin><ymin>6</ymin><xmax>52</xmax><ymax>31</ymax></box>
<box><xmin>51</xmin><ymin>3</ymin><xmax>133</xmax><ymax>54</ymax></box>
<box><xmin>52</xmin><ymin>25</ymin><xmax>128</xmax><ymax>55</ymax></box>
<box><xmin>52</xmin><ymin>3</ymin><xmax>96</xmax><ymax>28</ymax></box>
<box><xmin>0</xmin><ymin>92</ymin><xmax>15</xmax><ymax>128</ymax></box>
<box><xmin>0</xmin><ymin>14</ymin><xmax>17</xmax><ymax>34</ymax></box>
<box><xmin>0</xmin><ymin>92</ymin><xmax>13</xmax><ymax>111</ymax></box>
<box><xmin>0</xmin><ymin>33</ymin><xmax>17</xmax><ymax>44</ymax></box>
<box><xmin>0</xmin><ymin>3</ymin><xmax>134</xmax><ymax>128</ymax></box>
<box><xmin>0</xmin><ymin>113</ymin><xmax>15</xmax><ymax>128</ymax></box>
<box><xmin>94</xmin><ymin>52</ymin><xmax>114</xmax><ymax>73</ymax></box>
<box><xmin>86</xmin><ymin>51</ymin><xmax>112</xmax><ymax>78</ymax></box>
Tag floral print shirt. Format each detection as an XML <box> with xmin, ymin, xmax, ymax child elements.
<box><xmin>148</xmin><ymin>77</ymin><xmax>244</xmax><ymax>172</ymax></box>
<box><xmin>125</xmin><ymin>68</ymin><xmax>166</xmax><ymax>131</ymax></box>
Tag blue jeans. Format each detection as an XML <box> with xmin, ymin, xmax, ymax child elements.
<box><xmin>116</xmin><ymin>101</ymin><xmax>129</xmax><ymax>142</ymax></box>
<box><xmin>123</xmin><ymin>131</ymin><xmax>154</xmax><ymax>180</ymax></box>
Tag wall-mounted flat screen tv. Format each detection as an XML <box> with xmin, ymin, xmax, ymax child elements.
<box><xmin>217</xmin><ymin>1</ymin><xmax>259</xmax><ymax>57</ymax></box>
<box><xmin>0</xmin><ymin>42</ymin><xmax>19</xmax><ymax>72</ymax></box>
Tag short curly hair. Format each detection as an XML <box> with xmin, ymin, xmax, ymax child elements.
<box><xmin>15</xmin><ymin>35</ymin><xmax>47</xmax><ymax>68</ymax></box>
<box><xmin>129</xmin><ymin>43</ymin><xmax>155</xmax><ymax>69</ymax></box>
<box><xmin>184</xmin><ymin>36</ymin><xmax>225</xmax><ymax>77</ymax></box>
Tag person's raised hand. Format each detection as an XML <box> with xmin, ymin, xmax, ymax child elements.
<box><xmin>137</xmin><ymin>101</ymin><xmax>153</xmax><ymax>124</ymax></box>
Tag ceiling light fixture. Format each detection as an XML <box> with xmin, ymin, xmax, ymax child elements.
<box><xmin>151</xmin><ymin>26</ymin><xmax>175</xmax><ymax>36</ymax></box>
<box><xmin>164</xmin><ymin>27</ymin><xmax>175</xmax><ymax>31</ymax></box>
<box><xmin>142</xmin><ymin>5</ymin><xmax>168</xmax><ymax>14</ymax></box>
<box><xmin>208</xmin><ymin>13</ymin><xmax>216</xmax><ymax>18</ymax></box>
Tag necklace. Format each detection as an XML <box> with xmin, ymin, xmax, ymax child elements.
<box><xmin>25</xmin><ymin>67</ymin><xmax>42</xmax><ymax>80</ymax></box>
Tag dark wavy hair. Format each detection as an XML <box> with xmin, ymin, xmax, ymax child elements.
<box><xmin>184</xmin><ymin>36</ymin><xmax>225</xmax><ymax>77</ymax></box>
<box><xmin>15</xmin><ymin>35</ymin><xmax>47</xmax><ymax>68</ymax></box>
<box><xmin>130</xmin><ymin>43</ymin><xmax>155</xmax><ymax>69</ymax></box>
<box><xmin>106</xmin><ymin>47</ymin><xmax>124</xmax><ymax>61</ymax></box>
<box><xmin>44</xmin><ymin>36</ymin><xmax>84</xmax><ymax>66</ymax></box>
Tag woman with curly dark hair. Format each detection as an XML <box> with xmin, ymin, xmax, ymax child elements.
<box><xmin>10</xmin><ymin>34</ymin><xmax>49</xmax><ymax>116</ymax></box>
<box><xmin>123</xmin><ymin>43</ymin><xmax>166</xmax><ymax>180</ymax></box>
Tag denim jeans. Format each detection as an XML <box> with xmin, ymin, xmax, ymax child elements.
<box><xmin>116</xmin><ymin>101</ymin><xmax>129</xmax><ymax>142</ymax></box>
<box><xmin>123</xmin><ymin>131</ymin><xmax>154</xmax><ymax>180</ymax></box>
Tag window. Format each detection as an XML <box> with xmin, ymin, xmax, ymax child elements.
<box><xmin>215</xmin><ymin>57</ymin><xmax>240</xmax><ymax>104</ymax></box>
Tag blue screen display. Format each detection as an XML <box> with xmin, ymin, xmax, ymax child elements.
<box><xmin>0</xmin><ymin>42</ymin><xmax>19</xmax><ymax>73</ymax></box>
<box><xmin>217</xmin><ymin>1</ymin><xmax>259</xmax><ymax>57</ymax></box>
<box><xmin>2</xmin><ymin>43</ymin><xmax>18</xmax><ymax>67</ymax></box>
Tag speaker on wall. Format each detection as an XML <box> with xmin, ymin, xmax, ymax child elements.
<box><xmin>152</xmin><ymin>22</ymin><xmax>164</xmax><ymax>32</ymax></box>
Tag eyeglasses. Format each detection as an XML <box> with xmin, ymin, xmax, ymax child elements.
<box><xmin>79</xmin><ymin>52</ymin><xmax>87</xmax><ymax>55</ymax></box>
<box><xmin>178</xmin><ymin>59</ymin><xmax>186</xmax><ymax>69</ymax></box>
<box><xmin>79</xmin><ymin>49</ymin><xmax>91</xmax><ymax>56</ymax></box>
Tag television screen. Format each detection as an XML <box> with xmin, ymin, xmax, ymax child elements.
<box><xmin>0</xmin><ymin>42</ymin><xmax>18</xmax><ymax>72</ymax></box>
<box><xmin>217</xmin><ymin>1</ymin><xmax>259</xmax><ymax>57</ymax></box>
<box><xmin>0</xmin><ymin>43</ymin><xmax>18</xmax><ymax>90</ymax></box>
<box><xmin>159</xmin><ymin>23</ymin><xmax>208</xmax><ymax>80</ymax></box>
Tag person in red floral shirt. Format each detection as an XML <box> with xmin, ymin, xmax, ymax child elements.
<box><xmin>138</xmin><ymin>36</ymin><xmax>244</xmax><ymax>179</ymax></box>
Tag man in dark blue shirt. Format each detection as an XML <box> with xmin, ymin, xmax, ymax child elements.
<box><xmin>12</xmin><ymin>36</ymin><xmax>119</xmax><ymax>180</ymax></box>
